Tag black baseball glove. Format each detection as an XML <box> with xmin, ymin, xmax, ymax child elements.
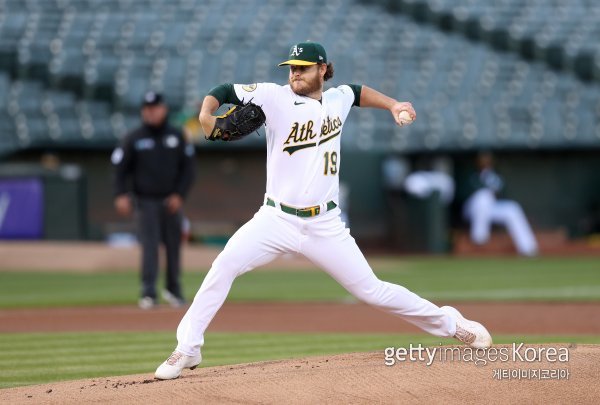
<box><xmin>206</xmin><ymin>102</ymin><xmax>266</xmax><ymax>141</ymax></box>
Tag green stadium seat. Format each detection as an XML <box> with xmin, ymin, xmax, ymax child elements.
<box><xmin>0</xmin><ymin>0</ymin><xmax>597</xmax><ymax>155</ymax></box>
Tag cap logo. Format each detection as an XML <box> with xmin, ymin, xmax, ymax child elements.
<box><xmin>290</xmin><ymin>45</ymin><xmax>303</xmax><ymax>57</ymax></box>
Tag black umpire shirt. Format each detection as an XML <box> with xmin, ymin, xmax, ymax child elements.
<box><xmin>112</xmin><ymin>122</ymin><xmax>195</xmax><ymax>199</ymax></box>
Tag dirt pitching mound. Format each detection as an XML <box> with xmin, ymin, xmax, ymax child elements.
<box><xmin>4</xmin><ymin>345</ymin><xmax>598</xmax><ymax>404</ymax></box>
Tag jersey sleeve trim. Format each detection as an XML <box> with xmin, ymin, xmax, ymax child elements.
<box><xmin>347</xmin><ymin>84</ymin><xmax>362</xmax><ymax>107</ymax></box>
<box><xmin>208</xmin><ymin>83</ymin><xmax>242</xmax><ymax>106</ymax></box>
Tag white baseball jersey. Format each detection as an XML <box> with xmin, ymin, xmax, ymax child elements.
<box><xmin>233</xmin><ymin>83</ymin><xmax>355</xmax><ymax>207</ymax></box>
<box><xmin>166</xmin><ymin>81</ymin><xmax>462</xmax><ymax>365</ymax></box>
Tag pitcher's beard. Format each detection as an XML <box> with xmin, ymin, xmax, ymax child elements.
<box><xmin>289</xmin><ymin>77</ymin><xmax>322</xmax><ymax>96</ymax></box>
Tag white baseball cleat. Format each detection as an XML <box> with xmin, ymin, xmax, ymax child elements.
<box><xmin>441</xmin><ymin>306</ymin><xmax>493</xmax><ymax>349</ymax></box>
<box><xmin>155</xmin><ymin>351</ymin><xmax>202</xmax><ymax>380</ymax></box>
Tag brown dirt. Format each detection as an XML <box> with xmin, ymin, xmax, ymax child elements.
<box><xmin>3</xmin><ymin>241</ymin><xmax>599</xmax><ymax>273</ymax></box>
<box><xmin>2</xmin><ymin>242</ymin><xmax>598</xmax><ymax>402</ymax></box>
<box><xmin>3</xmin><ymin>345</ymin><xmax>599</xmax><ymax>404</ymax></box>
<box><xmin>2</xmin><ymin>304</ymin><xmax>598</xmax><ymax>404</ymax></box>
<box><xmin>1</xmin><ymin>302</ymin><xmax>599</xmax><ymax>334</ymax></box>
<box><xmin>0</xmin><ymin>242</ymin><xmax>318</xmax><ymax>272</ymax></box>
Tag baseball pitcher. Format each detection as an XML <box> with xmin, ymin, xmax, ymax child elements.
<box><xmin>155</xmin><ymin>42</ymin><xmax>492</xmax><ymax>380</ymax></box>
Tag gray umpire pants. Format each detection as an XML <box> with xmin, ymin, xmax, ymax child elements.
<box><xmin>137</xmin><ymin>197</ymin><xmax>183</xmax><ymax>300</ymax></box>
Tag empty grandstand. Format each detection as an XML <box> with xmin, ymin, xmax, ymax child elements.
<box><xmin>0</xmin><ymin>0</ymin><xmax>599</xmax><ymax>247</ymax></box>
<box><xmin>0</xmin><ymin>0</ymin><xmax>598</xmax><ymax>157</ymax></box>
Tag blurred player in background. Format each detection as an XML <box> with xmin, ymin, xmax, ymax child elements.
<box><xmin>112</xmin><ymin>91</ymin><xmax>196</xmax><ymax>309</ymax></box>
<box><xmin>463</xmin><ymin>151</ymin><xmax>538</xmax><ymax>256</ymax></box>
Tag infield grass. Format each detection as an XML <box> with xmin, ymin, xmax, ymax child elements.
<box><xmin>1</xmin><ymin>331</ymin><xmax>598</xmax><ymax>389</ymax></box>
<box><xmin>0</xmin><ymin>257</ymin><xmax>599</xmax><ymax>308</ymax></box>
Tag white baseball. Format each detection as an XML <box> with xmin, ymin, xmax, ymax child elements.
<box><xmin>398</xmin><ymin>110</ymin><xmax>413</xmax><ymax>125</ymax></box>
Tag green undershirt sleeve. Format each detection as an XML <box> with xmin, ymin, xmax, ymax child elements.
<box><xmin>347</xmin><ymin>84</ymin><xmax>362</xmax><ymax>107</ymax></box>
<box><xmin>207</xmin><ymin>83</ymin><xmax>242</xmax><ymax>106</ymax></box>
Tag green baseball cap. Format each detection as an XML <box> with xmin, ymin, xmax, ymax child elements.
<box><xmin>278</xmin><ymin>42</ymin><xmax>327</xmax><ymax>66</ymax></box>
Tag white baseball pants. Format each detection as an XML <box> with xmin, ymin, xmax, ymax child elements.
<box><xmin>175</xmin><ymin>204</ymin><xmax>455</xmax><ymax>356</ymax></box>
<box><xmin>464</xmin><ymin>189</ymin><xmax>538</xmax><ymax>256</ymax></box>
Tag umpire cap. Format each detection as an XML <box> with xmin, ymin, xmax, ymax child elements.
<box><xmin>142</xmin><ymin>91</ymin><xmax>165</xmax><ymax>107</ymax></box>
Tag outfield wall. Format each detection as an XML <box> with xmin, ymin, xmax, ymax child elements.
<box><xmin>3</xmin><ymin>149</ymin><xmax>600</xmax><ymax>245</ymax></box>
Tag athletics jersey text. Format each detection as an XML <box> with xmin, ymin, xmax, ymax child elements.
<box><xmin>283</xmin><ymin>116</ymin><xmax>342</xmax><ymax>155</ymax></box>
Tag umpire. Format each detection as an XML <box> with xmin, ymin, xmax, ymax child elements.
<box><xmin>112</xmin><ymin>91</ymin><xmax>195</xmax><ymax>309</ymax></box>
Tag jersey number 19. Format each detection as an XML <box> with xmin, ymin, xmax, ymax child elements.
<box><xmin>323</xmin><ymin>151</ymin><xmax>338</xmax><ymax>176</ymax></box>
